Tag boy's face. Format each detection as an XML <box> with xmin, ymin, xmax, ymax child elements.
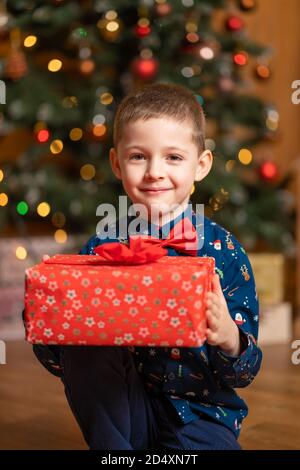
<box><xmin>110</xmin><ymin>117</ymin><xmax>212</xmax><ymax>224</ymax></box>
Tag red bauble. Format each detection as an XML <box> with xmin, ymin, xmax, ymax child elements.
<box><xmin>233</xmin><ymin>51</ymin><xmax>248</xmax><ymax>66</ymax></box>
<box><xmin>134</xmin><ymin>24</ymin><xmax>151</xmax><ymax>37</ymax></box>
<box><xmin>131</xmin><ymin>57</ymin><xmax>159</xmax><ymax>80</ymax></box>
<box><xmin>226</xmin><ymin>15</ymin><xmax>244</xmax><ymax>32</ymax></box>
<box><xmin>36</xmin><ymin>129</ymin><xmax>50</xmax><ymax>143</ymax></box>
<box><xmin>259</xmin><ymin>161</ymin><xmax>279</xmax><ymax>181</ymax></box>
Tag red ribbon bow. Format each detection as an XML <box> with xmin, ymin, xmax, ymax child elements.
<box><xmin>94</xmin><ymin>217</ymin><xmax>199</xmax><ymax>265</ymax></box>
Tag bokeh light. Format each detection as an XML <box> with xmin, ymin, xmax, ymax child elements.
<box><xmin>24</xmin><ymin>35</ymin><xmax>37</xmax><ymax>47</ymax></box>
<box><xmin>48</xmin><ymin>59</ymin><xmax>62</xmax><ymax>72</ymax></box>
<box><xmin>17</xmin><ymin>201</ymin><xmax>29</xmax><ymax>215</ymax></box>
<box><xmin>69</xmin><ymin>128</ymin><xmax>83</xmax><ymax>141</ymax></box>
<box><xmin>238</xmin><ymin>148</ymin><xmax>253</xmax><ymax>165</ymax></box>
<box><xmin>16</xmin><ymin>246</ymin><xmax>27</xmax><ymax>260</ymax></box>
<box><xmin>0</xmin><ymin>193</ymin><xmax>8</xmax><ymax>206</ymax></box>
<box><xmin>54</xmin><ymin>229</ymin><xmax>68</xmax><ymax>243</ymax></box>
<box><xmin>50</xmin><ymin>139</ymin><xmax>63</xmax><ymax>154</ymax></box>
<box><xmin>37</xmin><ymin>129</ymin><xmax>50</xmax><ymax>143</ymax></box>
<box><xmin>37</xmin><ymin>202</ymin><xmax>51</xmax><ymax>217</ymax></box>
<box><xmin>80</xmin><ymin>164</ymin><xmax>96</xmax><ymax>180</ymax></box>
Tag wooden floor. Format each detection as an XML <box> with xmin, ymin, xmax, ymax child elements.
<box><xmin>0</xmin><ymin>341</ymin><xmax>299</xmax><ymax>450</ymax></box>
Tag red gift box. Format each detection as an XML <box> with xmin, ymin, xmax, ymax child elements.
<box><xmin>24</xmin><ymin>254</ymin><xmax>215</xmax><ymax>347</ymax></box>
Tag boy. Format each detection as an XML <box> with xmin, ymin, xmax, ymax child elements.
<box><xmin>33</xmin><ymin>83</ymin><xmax>262</xmax><ymax>450</ymax></box>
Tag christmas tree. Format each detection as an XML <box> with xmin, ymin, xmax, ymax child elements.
<box><xmin>0</xmin><ymin>0</ymin><xmax>295</xmax><ymax>253</ymax></box>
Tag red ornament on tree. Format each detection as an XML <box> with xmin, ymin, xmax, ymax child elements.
<box><xmin>226</xmin><ymin>15</ymin><xmax>244</xmax><ymax>32</ymax></box>
<box><xmin>36</xmin><ymin>129</ymin><xmax>50</xmax><ymax>143</ymax></box>
<box><xmin>259</xmin><ymin>161</ymin><xmax>279</xmax><ymax>182</ymax></box>
<box><xmin>233</xmin><ymin>51</ymin><xmax>248</xmax><ymax>66</ymax></box>
<box><xmin>131</xmin><ymin>57</ymin><xmax>159</xmax><ymax>80</ymax></box>
<box><xmin>134</xmin><ymin>23</ymin><xmax>151</xmax><ymax>38</ymax></box>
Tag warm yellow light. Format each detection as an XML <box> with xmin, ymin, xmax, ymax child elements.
<box><xmin>105</xmin><ymin>10</ymin><xmax>118</xmax><ymax>20</ymax></box>
<box><xmin>48</xmin><ymin>59</ymin><xmax>62</xmax><ymax>72</ymax></box>
<box><xmin>33</xmin><ymin>121</ymin><xmax>46</xmax><ymax>133</ymax></box>
<box><xmin>185</xmin><ymin>22</ymin><xmax>198</xmax><ymax>33</ymax></box>
<box><xmin>100</xmin><ymin>92</ymin><xmax>113</xmax><ymax>105</ymax></box>
<box><xmin>106</xmin><ymin>21</ymin><xmax>119</xmax><ymax>32</ymax></box>
<box><xmin>16</xmin><ymin>246</ymin><xmax>27</xmax><ymax>260</ymax></box>
<box><xmin>37</xmin><ymin>202</ymin><xmax>51</xmax><ymax>217</ymax></box>
<box><xmin>0</xmin><ymin>193</ymin><xmax>8</xmax><ymax>206</ymax></box>
<box><xmin>50</xmin><ymin>139</ymin><xmax>63</xmax><ymax>154</ymax></box>
<box><xmin>54</xmin><ymin>229</ymin><xmax>68</xmax><ymax>244</ymax></box>
<box><xmin>24</xmin><ymin>35</ymin><xmax>37</xmax><ymax>47</ymax></box>
<box><xmin>238</xmin><ymin>148</ymin><xmax>253</xmax><ymax>165</ymax></box>
<box><xmin>80</xmin><ymin>164</ymin><xmax>96</xmax><ymax>181</ymax></box>
<box><xmin>0</xmin><ymin>170</ymin><xmax>4</xmax><ymax>182</ymax></box>
<box><xmin>69</xmin><ymin>128</ymin><xmax>83</xmax><ymax>141</ymax></box>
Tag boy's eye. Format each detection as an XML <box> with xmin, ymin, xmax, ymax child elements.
<box><xmin>130</xmin><ymin>154</ymin><xmax>145</xmax><ymax>160</ymax></box>
<box><xmin>168</xmin><ymin>155</ymin><xmax>182</xmax><ymax>161</ymax></box>
<box><xmin>129</xmin><ymin>154</ymin><xmax>182</xmax><ymax>161</ymax></box>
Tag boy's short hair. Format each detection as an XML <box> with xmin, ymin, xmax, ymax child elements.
<box><xmin>113</xmin><ymin>82</ymin><xmax>206</xmax><ymax>154</ymax></box>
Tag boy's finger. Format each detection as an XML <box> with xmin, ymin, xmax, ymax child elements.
<box><xmin>212</xmin><ymin>274</ymin><xmax>223</xmax><ymax>295</ymax></box>
<box><xmin>206</xmin><ymin>328</ymin><xmax>218</xmax><ymax>345</ymax></box>
<box><xmin>206</xmin><ymin>310</ymin><xmax>218</xmax><ymax>331</ymax></box>
<box><xmin>43</xmin><ymin>254</ymin><xmax>50</xmax><ymax>261</ymax></box>
<box><xmin>211</xmin><ymin>303</ymin><xmax>221</xmax><ymax>319</ymax></box>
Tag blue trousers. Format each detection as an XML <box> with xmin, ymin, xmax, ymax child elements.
<box><xmin>60</xmin><ymin>345</ymin><xmax>241</xmax><ymax>450</ymax></box>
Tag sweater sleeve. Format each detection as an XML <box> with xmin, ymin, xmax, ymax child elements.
<box><xmin>208</xmin><ymin>232</ymin><xmax>263</xmax><ymax>389</ymax></box>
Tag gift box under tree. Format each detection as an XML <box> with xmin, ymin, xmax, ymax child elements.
<box><xmin>24</xmin><ymin>237</ymin><xmax>215</xmax><ymax>348</ymax></box>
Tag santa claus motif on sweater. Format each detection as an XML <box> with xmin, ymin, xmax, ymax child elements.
<box><xmin>209</xmin><ymin>239</ymin><xmax>222</xmax><ymax>250</ymax></box>
<box><xmin>234</xmin><ymin>313</ymin><xmax>246</xmax><ymax>326</ymax></box>
<box><xmin>170</xmin><ymin>348</ymin><xmax>181</xmax><ymax>360</ymax></box>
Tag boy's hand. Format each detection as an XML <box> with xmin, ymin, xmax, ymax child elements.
<box><xmin>205</xmin><ymin>274</ymin><xmax>241</xmax><ymax>357</ymax></box>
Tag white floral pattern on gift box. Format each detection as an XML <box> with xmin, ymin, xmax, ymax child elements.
<box><xmin>24</xmin><ymin>255</ymin><xmax>214</xmax><ymax>347</ymax></box>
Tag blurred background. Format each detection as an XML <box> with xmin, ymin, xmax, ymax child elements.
<box><xmin>0</xmin><ymin>0</ymin><xmax>299</xmax><ymax>450</ymax></box>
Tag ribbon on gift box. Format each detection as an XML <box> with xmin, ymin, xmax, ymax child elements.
<box><xmin>44</xmin><ymin>217</ymin><xmax>199</xmax><ymax>266</ymax></box>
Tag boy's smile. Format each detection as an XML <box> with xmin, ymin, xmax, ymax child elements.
<box><xmin>110</xmin><ymin>117</ymin><xmax>212</xmax><ymax>225</ymax></box>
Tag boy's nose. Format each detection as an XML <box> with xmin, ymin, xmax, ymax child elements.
<box><xmin>144</xmin><ymin>160</ymin><xmax>165</xmax><ymax>180</ymax></box>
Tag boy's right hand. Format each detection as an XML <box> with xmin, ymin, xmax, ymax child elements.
<box><xmin>43</xmin><ymin>254</ymin><xmax>50</xmax><ymax>261</ymax></box>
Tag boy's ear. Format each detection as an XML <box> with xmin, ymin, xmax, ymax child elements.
<box><xmin>194</xmin><ymin>149</ymin><xmax>213</xmax><ymax>182</ymax></box>
<box><xmin>109</xmin><ymin>147</ymin><xmax>122</xmax><ymax>180</ymax></box>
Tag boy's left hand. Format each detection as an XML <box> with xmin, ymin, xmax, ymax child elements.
<box><xmin>205</xmin><ymin>274</ymin><xmax>241</xmax><ymax>357</ymax></box>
